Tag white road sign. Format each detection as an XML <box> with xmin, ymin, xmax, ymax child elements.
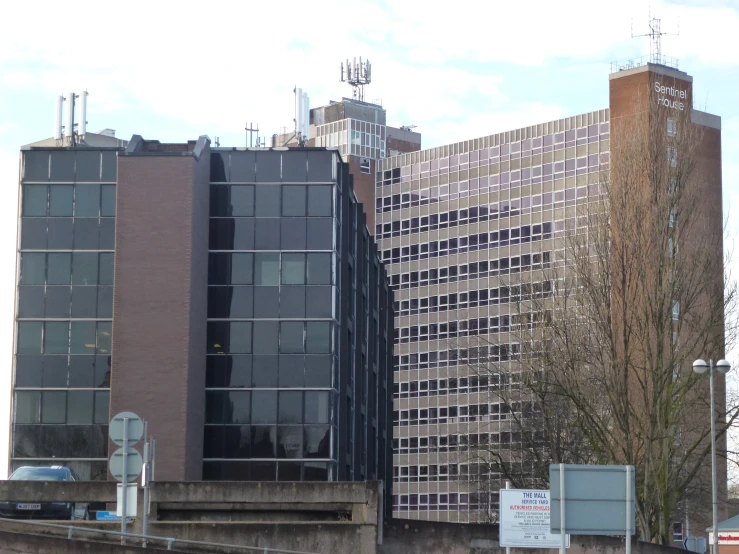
<box><xmin>500</xmin><ymin>489</ymin><xmax>570</xmax><ymax>548</ymax></box>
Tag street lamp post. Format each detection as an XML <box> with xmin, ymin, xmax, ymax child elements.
<box><xmin>692</xmin><ymin>358</ymin><xmax>731</xmax><ymax>554</ymax></box>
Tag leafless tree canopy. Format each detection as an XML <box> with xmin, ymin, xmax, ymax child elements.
<box><xmin>462</xmin><ymin>86</ymin><xmax>738</xmax><ymax>543</ymax></box>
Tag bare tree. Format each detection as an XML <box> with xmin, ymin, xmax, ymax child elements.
<box><xmin>457</xmin><ymin>85</ymin><xmax>739</xmax><ymax>543</ymax></box>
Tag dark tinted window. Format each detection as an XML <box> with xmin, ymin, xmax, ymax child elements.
<box><xmin>255</xmin><ymin>186</ymin><xmax>280</xmax><ymax>217</ymax></box>
<box><xmin>253</xmin><ymin>322</ymin><xmax>278</xmax><ymax>355</ymax></box>
<box><xmin>254</xmin><ymin>253</ymin><xmax>279</xmax><ymax>285</ymax></box>
<box><xmin>255</xmin><ymin>219</ymin><xmax>280</xmax><ymax>249</ymax></box>
<box><xmin>277</xmin><ymin>427</ymin><xmax>303</xmax><ymax>459</ymax></box>
<box><xmin>307</xmin><ymin>253</ymin><xmax>331</xmax><ymax>284</ymax></box>
<box><xmin>304</xmin><ymin>427</ymin><xmax>330</xmax><ymax>458</ymax></box>
<box><xmin>305</xmin><ymin>286</ymin><xmax>332</xmax><ymax>318</ymax></box>
<box><xmin>281</xmin><ymin>253</ymin><xmax>305</xmax><ymax>284</ymax></box>
<box><xmin>73</xmin><ymin>219</ymin><xmax>99</xmax><ymax>250</ymax></box>
<box><xmin>227</xmin><ymin>391</ymin><xmax>251</xmax><ymax>424</ymax></box>
<box><xmin>99</xmin><ymin>218</ymin><xmax>115</xmax><ymax>250</ymax></box>
<box><xmin>14</xmin><ymin>355</ymin><xmax>43</xmax><ymax>387</ymax></box>
<box><xmin>305</xmin><ymin>391</ymin><xmax>330</xmax><ymax>423</ymax></box>
<box><xmin>75</xmin><ymin>184</ymin><xmax>100</xmax><ymax>217</ymax></box>
<box><xmin>280</xmin><ymin>219</ymin><xmax>307</xmax><ymax>249</ymax></box>
<box><xmin>70</xmin><ymin>321</ymin><xmax>95</xmax><ymax>354</ymax></box>
<box><xmin>282</xmin><ymin>185</ymin><xmax>306</xmax><ymax>216</ymax></box>
<box><xmin>23</xmin><ymin>185</ymin><xmax>47</xmax><ymax>216</ymax></box>
<box><xmin>304</xmin><ymin>355</ymin><xmax>332</xmax><ymax>387</ymax></box>
<box><xmin>42</xmin><ymin>390</ymin><xmax>66</xmax><ymax>423</ymax></box>
<box><xmin>278</xmin><ymin>355</ymin><xmax>303</xmax><ymax>387</ymax></box>
<box><xmin>67</xmin><ymin>391</ymin><xmax>94</xmax><ymax>424</ymax></box>
<box><xmin>21</xmin><ymin>218</ymin><xmax>47</xmax><ymax>249</ymax></box>
<box><xmin>279</xmin><ymin>286</ymin><xmax>305</xmax><ymax>318</ymax></box>
<box><xmin>306</xmin><ymin>322</ymin><xmax>330</xmax><ymax>353</ymax></box>
<box><xmin>252</xmin><ymin>355</ymin><xmax>278</xmax><ymax>387</ymax></box>
<box><xmin>97</xmin><ymin>287</ymin><xmax>113</xmax><ymax>318</ymax></box>
<box><xmin>44</xmin><ymin>321</ymin><xmax>69</xmax><ymax>354</ymax></box>
<box><xmin>49</xmin><ymin>152</ymin><xmax>74</xmax><ymax>181</ymax></box>
<box><xmin>43</xmin><ymin>356</ymin><xmax>68</xmax><ymax>387</ymax></box>
<box><xmin>231</xmin><ymin>186</ymin><xmax>255</xmax><ymax>216</ymax></box>
<box><xmin>20</xmin><ymin>253</ymin><xmax>45</xmax><ymax>285</ymax></box>
<box><xmin>17</xmin><ymin>322</ymin><xmax>42</xmax><ymax>354</ymax></box>
<box><xmin>280</xmin><ymin>322</ymin><xmax>303</xmax><ymax>353</ymax></box>
<box><xmin>306</xmin><ymin>219</ymin><xmax>333</xmax><ymax>250</ymax></box>
<box><xmin>71</xmin><ymin>286</ymin><xmax>97</xmax><ymax>317</ymax></box>
<box><xmin>14</xmin><ymin>391</ymin><xmax>41</xmax><ymax>423</ymax></box>
<box><xmin>278</xmin><ymin>391</ymin><xmax>303</xmax><ymax>424</ymax></box>
<box><xmin>45</xmin><ymin>286</ymin><xmax>71</xmax><ymax>318</ymax></box>
<box><xmin>253</xmin><ymin>286</ymin><xmax>279</xmax><ymax>318</ymax></box>
<box><xmin>99</xmin><ymin>253</ymin><xmax>114</xmax><ymax>285</ymax></box>
<box><xmin>69</xmin><ymin>356</ymin><xmax>95</xmax><ymax>387</ymax></box>
<box><xmin>72</xmin><ymin>252</ymin><xmax>98</xmax><ymax>285</ymax></box>
<box><xmin>18</xmin><ymin>286</ymin><xmax>45</xmax><ymax>318</ymax></box>
<box><xmin>49</xmin><ymin>185</ymin><xmax>73</xmax><ymax>216</ymax></box>
<box><xmin>47</xmin><ymin>218</ymin><xmax>73</xmax><ymax>249</ymax></box>
<box><xmin>94</xmin><ymin>391</ymin><xmax>109</xmax><ymax>424</ymax></box>
<box><xmin>48</xmin><ymin>253</ymin><xmax>71</xmax><ymax>284</ymax></box>
<box><xmin>308</xmin><ymin>185</ymin><xmax>332</xmax><ymax>217</ymax></box>
<box><xmin>101</xmin><ymin>185</ymin><xmax>116</xmax><ymax>217</ymax></box>
<box><xmin>251</xmin><ymin>390</ymin><xmax>277</xmax><ymax>423</ymax></box>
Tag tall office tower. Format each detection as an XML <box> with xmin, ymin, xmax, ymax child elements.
<box><xmin>376</xmin><ymin>63</ymin><xmax>724</xmax><ymax>524</ymax></box>
<box><xmin>9</xmin><ymin>129</ymin><xmax>393</xmax><ymax>507</ymax></box>
<box><xmin>309</xmin><ymin>98</ymin><xmax>421</xmax><ymax>231</ymax></box>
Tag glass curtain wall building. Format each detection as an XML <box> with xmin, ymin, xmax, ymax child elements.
<box><xmin>204</xmin><ymin>149</ymin><xmax>394</xmax><ymax>484</ymax></box>
<box><xmin>9</xmin><ymin>141</ymin><xmax>393</xmax><ymax>500</ymax></box>
<box><xmin>12</xmin><ymin>144</ymin><xmax>122</xmax><ymax>480</ymax></box>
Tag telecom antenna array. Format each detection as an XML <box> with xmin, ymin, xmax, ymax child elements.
<box><xmin>340</xmin><ymin>57</ymin><xmax>372</xmax><ymax>102</ymax></box>
<box><xmin>631</xmin><ymin>13</ymin><xmax>679</xmax><ymax>67</ymax></box>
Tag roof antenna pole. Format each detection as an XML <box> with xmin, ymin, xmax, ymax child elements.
<box><xmin>340</xmin><ymin>57</ymin><xmax>372</xmax><ymax>102</ymax></box>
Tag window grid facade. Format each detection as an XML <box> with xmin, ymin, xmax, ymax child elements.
<box><xmin>203</xmin><ymin>149</ymin><xmax>393</xmax><ymax>491</ymax></box>
<box><xmin>376</xmin><ymin>109</ymin><xmax>610</xmax><ymax>521</ymax></box>
<box><xmin>11</xmin><ymin>148</ymin><xmax>119</xmax><ymax>481</ymax></box>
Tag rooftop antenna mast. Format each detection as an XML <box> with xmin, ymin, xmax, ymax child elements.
<box><xmin>245</xmin><ymin>122</ymin><xmax>259</xmax><ymax>148</ymax></box>
<box><xmin>340</xmin><ymin>57</ymin><xmax>372</xmax><ymax>102</ymax></box>
<box><xmin>631</xmin><ymin>11</ymin><xmax>679</xmax><ymax>66</ymax></box>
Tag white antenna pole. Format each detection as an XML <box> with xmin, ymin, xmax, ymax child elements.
<box><xmin>64</xmin><ymin>92</ymin><xmax>75</xmax><ymax>142</ymax></box>
<box><xmin>302</xmin><ymin>92</ymin><xmax>310</xmax><ymax>139</ymax></box>
<box><xmin>78</xmin><ymin>90</ymin><xmax>88</xmax><ymax>139</ymax></box>
<box><xmin>54</xmin><ymin>95</ymin><xmax>64</xmax><ymax>141</ymax></box>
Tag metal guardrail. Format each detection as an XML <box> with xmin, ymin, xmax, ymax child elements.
<box><xmin>0</xmin><ymin>516</ymin><xmax>319</xmax><ymax>554</ymax></box>
<box><xmin>609</xmin><ymin>55</ymin><xmax>680</xmax><ymax>74</ymax></box>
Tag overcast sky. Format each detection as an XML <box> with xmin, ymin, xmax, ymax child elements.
<box><xmin>1</xmin><ymin>0</ymin><xmax>738</xmax><ymax>478</ymax></box>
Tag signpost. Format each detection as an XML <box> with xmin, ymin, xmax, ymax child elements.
<box><xmin>500</xmin><ymin>488</ymin><xmax>569</xmax><ymax>549</ymax></box>
<box><xmin>550</xmin><ymin>464</ymin><xmax>636</xmax><ymax>554</ymax></box>
<box><xmin>109</xmin><ymin>412</ymin><xmax>144</xmax><ymax>545</ymax></box>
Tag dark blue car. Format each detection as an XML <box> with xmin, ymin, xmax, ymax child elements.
<box><xmin>0</xmin><ymin>466</ymin><xmax>89</xmax><ymax>520</ymax></box>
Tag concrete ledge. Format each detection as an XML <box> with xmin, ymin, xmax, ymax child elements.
<box><xmin>0</xmin><ymin>481</ymin><xmax>117</xmax><ymax>503</ymax></box>
<box><xmin>151</xmin><ymin>480</ymin><xmax>379</xmax><ymax>505</ymax></box>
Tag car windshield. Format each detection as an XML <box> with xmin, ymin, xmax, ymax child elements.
<box><xmin>9</xmin><ymin>468</ymin><xmax>68</xmax><ymax>481</ymax></box>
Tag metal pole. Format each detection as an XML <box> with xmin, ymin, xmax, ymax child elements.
<box><xmin>710</xmin><ymin>360</ymin><xmax>719</xmax><ymax>554</ymax></box>
<box><xmin>685</xmin><ymin>499</ymin><xmax>690</xmax><ymax>539</ymax></box>
<box><xmin>626</xmin><ymin>466</ymin><xmax>632</xmax><ymax>554</ymax></box>
<box><xmin>121</xmin><ymin>417</ymin><xmax>128</xmax><ymax>545</ymax></box>
<box><xmin>505</xmin><ymin>481</ymin><xmax>512</xmax><ymax>554</ymax></box>
<box><xmin>151</xmin><ymin>439</ymin><xmax>156</xmax><ymax>482</ymax></box>
<box><xmin>142</xmin><ymin>421</ymin><xmax>149</xmax><ymax>548</ymax></box>
<box><xmin>560</xmin><ymin>464</ymin><xmax>566</xmax><ymax>554</ymax></box>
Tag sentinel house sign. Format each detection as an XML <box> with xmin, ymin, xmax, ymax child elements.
<box><xmin>500</xmin><ymin>489</ymin><xmax>569</xmax><ymax>548</ymax></box>
<box><xmin>655</xmin><ymin>81</ymin><xmax>687</xmax><ymax>111</ymax></box>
